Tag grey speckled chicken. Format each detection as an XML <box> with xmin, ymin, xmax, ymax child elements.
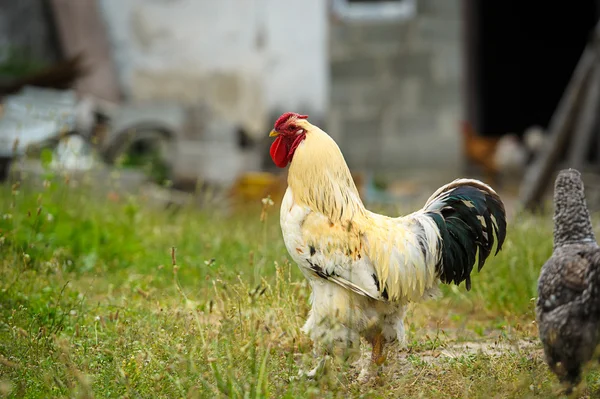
<box><xmin>536</xmin><ymin>169</ymin><xmax>600</xmax><ymax>388</ymax></box>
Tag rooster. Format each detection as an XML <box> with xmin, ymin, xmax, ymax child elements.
<box><xmin>269</xmin><ymin>112</ymin><xmax>507</xmax><ymax>378</ymax></box>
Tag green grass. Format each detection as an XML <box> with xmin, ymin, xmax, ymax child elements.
<box><xmin>0</xmin><ymin>46</ymin><xmax>48</xmax><ymax>77</ymax></box>
<box><xmin>0</xmin><ymin>175</ymin><xmax>597</xmax><ymax>398</ymax></box>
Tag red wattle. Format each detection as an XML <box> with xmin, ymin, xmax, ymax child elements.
<box><xmin>270</xmin><ymin>136</ymin><xmax>290</xmax><ymax>168</ymax></box>
<box><xmin>289</xmin><ymin>133</ymin><xmax>306</xmax><ymax>159</ymax></box>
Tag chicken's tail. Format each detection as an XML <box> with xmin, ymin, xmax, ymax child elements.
<box><xmin>422</xmin><ymin>178</ymin><xmax>507</xmax><ymax>290</ymax></box>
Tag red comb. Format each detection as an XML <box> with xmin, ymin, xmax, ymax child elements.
<box><xmin>274</xmin><ymin>112</ymin><xmax>308</xmax><ymax>130</ymax></box>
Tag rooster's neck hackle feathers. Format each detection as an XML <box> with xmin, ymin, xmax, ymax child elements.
<box><xmin>287</xmin><ymin>121</ymin><xmax>366</xmax><ymax>222</ymax></box>
<box><xmin>553</xmin><ymin>169</ymin><xmax>595</xmax><ymax>249</ymax></box>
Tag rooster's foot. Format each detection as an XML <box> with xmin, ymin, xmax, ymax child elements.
<box><xmin>295</xmin><ymin>356</ymin><xmax>328</xmax><ymax>380</ymax></box>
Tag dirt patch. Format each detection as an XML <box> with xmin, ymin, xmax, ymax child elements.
<box><xmin>405</xmin><ymin>339</ymin><xmax>541</xmax><ymax>362</ymax></box>
<box><xmin>348</xmin><ymin>338</ymin><xmax>543</xmax><ymax>371</ymax></box>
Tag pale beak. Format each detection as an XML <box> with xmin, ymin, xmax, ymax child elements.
<box><xmin>269</xmin><ymin>130</ymin><xmax>279</xmax><ymax>137</ymax></box>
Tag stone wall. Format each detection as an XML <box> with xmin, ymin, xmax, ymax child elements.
<box><xmin>328</xmin><ymin>0</ymin><xmax>463</xmax><ymax>177</ymax></box>
<box><xmin>99</xmin><ymin>0</ymin><xmax>328</xmax><ymax>140</ymax></box>
<box><xmin>96</xmin><ymin>0</ymin><xmax>463</xmax><ymax>184</ymax></box>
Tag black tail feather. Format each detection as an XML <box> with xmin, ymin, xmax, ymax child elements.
<box><xmin>424</xmin><ymin>179</ymin><xmax>507</xmax><ymax>290</ymax></box>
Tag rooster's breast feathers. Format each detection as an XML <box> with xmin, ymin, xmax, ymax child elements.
<box><xmin>281</xmin><ymin>187</ymin><xmax>442</xmax><ymax>303</ymax></box>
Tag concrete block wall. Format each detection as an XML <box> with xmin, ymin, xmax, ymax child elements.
<box><xmin>328</xmin><ymin>0</ymin><xmax>463</xmax><ymax>178</ymax></box>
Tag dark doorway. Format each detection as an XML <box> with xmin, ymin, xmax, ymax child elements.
<box><xmin>463</xmin><ymin>1</ymin><xmax>600</xmax><ymax>137</ymax></box>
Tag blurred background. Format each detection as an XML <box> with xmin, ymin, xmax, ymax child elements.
<box><xmin>2</xmin><ymin>0</ymin><xmax>600</xmax><ymax>212</ymax></box>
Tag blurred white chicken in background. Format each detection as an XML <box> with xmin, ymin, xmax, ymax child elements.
<box><xmin>523</xmin><ymin>125</ymin><xmax>546</xmax><ymax>162</ymax></box>
<box><xmin>494</xmin><ymin>126</ymin><xmax>547</xmax><ymax>188</ymax></box>
<box><xmin>494</xmin><ymin>133</ymin><xmax>528</xmax><ymax>177</ymax></box>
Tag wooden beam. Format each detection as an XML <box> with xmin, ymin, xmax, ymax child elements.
<box><xmin>568</xmin><ymin>59</ymin><xmax>600</xmax><ymax>169</ymax></box>
<box><xmin>49</xmin><ymin>0</ymin><xmax>121</xmax><ymax>102</ymax></box>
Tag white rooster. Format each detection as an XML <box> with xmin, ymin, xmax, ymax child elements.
<box><xmin>269</xmin><ymin>112</ymin><xmax>507</xmax><ymax>377</ymax></box>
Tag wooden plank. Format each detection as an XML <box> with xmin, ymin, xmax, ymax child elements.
<box><xmin>49</xmin><ymin>0</ymin><xmax>121</xmax><ymax>102</ymax></box>
<box><xmin>568</xmin><ymin>58</ymin><xmax>600</xmax><ymax>169</ymax></box>
<box><xmin>519</xmin><ymin>25</ymin><xmax>600</xmax><ymax>210</ymax></box>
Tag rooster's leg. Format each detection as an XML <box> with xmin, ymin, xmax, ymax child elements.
<box><xmin>302</xmin><ymin>356</ymin><xmax>327</xmax><ymax>379</ymax></box>
<box><xmin>295</xmin><ymin>344</ymin><xmax>329</xmax><ymax>380</ymax></box>
<box><xmin>356</xmin><ymin>331</ymin><xmax>386</xmax><ymax>383</ymax></box>
<box><xmin>370</xmin><ymin>332</ymin><xmax>386</xmax><ymax>366</ymax></box>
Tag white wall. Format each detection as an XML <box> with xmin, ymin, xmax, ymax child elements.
<box><xmin>99</xmin><ymin>0</ymin><xmax>328</xmax><ymax>137</ymax></box>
